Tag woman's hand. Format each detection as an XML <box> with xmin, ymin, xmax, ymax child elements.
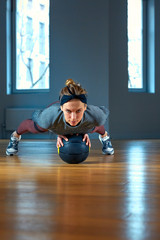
<box><xmin>57</xmin><ymin>134</ymin><xmax>91</xmax><ymax>148</ymax></box>
<box><xmin>83</xmin><ymin>134</ymin><xmax>91</xmax><ymax>147</ymax></box>
<box><xmin>57</xmin><ymin>135</ymin><xmax>68</xmax><ymax>148</ymax></box>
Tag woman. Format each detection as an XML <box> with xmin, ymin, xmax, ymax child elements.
<box><xmin>6</xmin><ymin>79</ymin><xmax>114</xmax><ymax>156</ymax></box>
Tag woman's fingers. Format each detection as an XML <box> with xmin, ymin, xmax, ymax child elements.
<box><xmin>57</xmin><ymin>135</ymin><xmax>68</xmax><ymax>148</ymax></box>
<box><xmin>83</xmin><ymin>134</ymin><xmax>91</xmax><ymax>147</ymax></box>
<box><xmin>57</xmin><ymin>134</ymin><xmax>91</xmax><ymax>148</ymax></box>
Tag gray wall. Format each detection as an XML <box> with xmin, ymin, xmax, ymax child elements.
<box><xmin>0</xmin><ymin>0</ymin><xmax>160</xmax><ymax>140</ymax></box>
<box><xmin>109</xmin><ymin>0</ymin><xmax>160</xmax><ymax>139</ymax></box>
<box><xmin>0</xmin><ymin>0</ymin><xmax>109</xmax><ymax>139</ymax></box>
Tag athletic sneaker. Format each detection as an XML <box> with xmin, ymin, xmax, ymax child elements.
<box><xmin>99</xmin><ymin>134</ymin><xmax>114</xmax><ymax>155</ymax></box>
<box><xmin>6</xmin><ymin>134</ymin><xmax>21</xmax><ymax>156</ymax></box>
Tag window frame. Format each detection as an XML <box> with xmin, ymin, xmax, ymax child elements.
<box><xmin>9</xmin><ymin>0</ymin><xmax>50</xmax><ymax>94</ymax></box>
<box><xmin>128</xmin><ymin>0</ymin><xmax>155</xmax><ymax>93</ymax></box>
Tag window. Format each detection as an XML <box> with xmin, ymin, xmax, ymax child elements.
<box><xmin>127</xmin><ymin>0</ymin><xmax>155</xmax><ymax>93</ymax></box>
<box><xmin>127</xmin><ymin>0</ymin><xmax>143</xmax><ymax>90</ymax></box>
<box><xmin>10</xmin><ymin>0</ymin><xmax>50</xmax><ymax>92</ymax></box>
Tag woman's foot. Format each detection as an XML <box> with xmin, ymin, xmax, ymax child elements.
<box><xmin>6</xmin><ymin>133</ymin><xmax>21</xmax><ymax>156</ymax></box>
<box><xmin>99</xmin><ymin>134</ymin><xmax>114</xmax><ymax>155</ymax></box>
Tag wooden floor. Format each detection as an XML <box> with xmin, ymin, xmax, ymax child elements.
<box><xmin>0</xmin><ymin>139</ymin><xmax>160</xmax><ymax>240</ymax></box>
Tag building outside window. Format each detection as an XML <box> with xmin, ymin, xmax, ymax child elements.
<box><xmin>15</xmin><ymin>0</ymin><xmax>50</xmax><ymax>90</ymax></box>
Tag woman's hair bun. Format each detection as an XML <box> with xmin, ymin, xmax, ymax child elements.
<box><xmin>59</xmin><ymin>78</ymin><xmax>87</xmax><ymax>97</ymax></box>
<box><xmin>65</xmin><ymin>79</ymin><xmax>75</xmax><ymax>86</ymax></box>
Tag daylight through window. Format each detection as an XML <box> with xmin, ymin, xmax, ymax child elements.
<box><xmin>16</xmin><ymin>0</ymin><xmax>49</xmax><ymax>90</ymax></box>
<box><xmin>128</xmin><ymin>0</ymin><xmax>143</xmax><ymax>89</ymax></box>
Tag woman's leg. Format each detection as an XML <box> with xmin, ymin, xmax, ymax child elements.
<box><xmin>91</xmin><ymin>125</ymin><xmax>114</xmax><ymax>155</ymax></box>
<box><xmin>91</xmin><ymin>125</ymin><xmax>107</xmax><ymax>136</ymax></box>
<box><xmin>6</xmin><ymin>119</ymin><xmax>48</xmax><ymax>156</ymax></box>
<box><xmin>16</xmin><ymin>119</ymin><xmax>48</xmax><ymax>135</ymax></box>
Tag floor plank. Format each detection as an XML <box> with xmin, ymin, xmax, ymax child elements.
<box><xmin>0</xmin><ymin>139</ymin><xmax>160</xmax><ymax>240</ymax></box>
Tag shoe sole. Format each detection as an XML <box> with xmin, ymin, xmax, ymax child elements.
<box><xmin>6</xmin><ymin>150</ymin><xmax>17</xmax><ymax>156</ymax></box>
<box><xmin>102</xmin><ymin>150</ymin><xmax>114</xmax><ymax>155</ymax></box>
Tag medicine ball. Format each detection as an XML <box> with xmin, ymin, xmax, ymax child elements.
<box><xmin>58</xmin><ymin>134</ymin><xmax>90</xmax><ymax>164</ymax></box>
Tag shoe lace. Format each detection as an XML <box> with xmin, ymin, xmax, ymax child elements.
<box><xmin>11</xmin><ymin>139</ymin><xmax>18</xmax><ymax>147</ymax></box>
<box><xmin>102</xmin><ymin>139</ymin><xmax>109</xmax><ymax>148</ymax></box>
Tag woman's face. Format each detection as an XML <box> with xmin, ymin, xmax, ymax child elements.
<box><xmin>61</xmin><ymin>99</ymin><xmax>87</xmax><ymax>126</ymax></box>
